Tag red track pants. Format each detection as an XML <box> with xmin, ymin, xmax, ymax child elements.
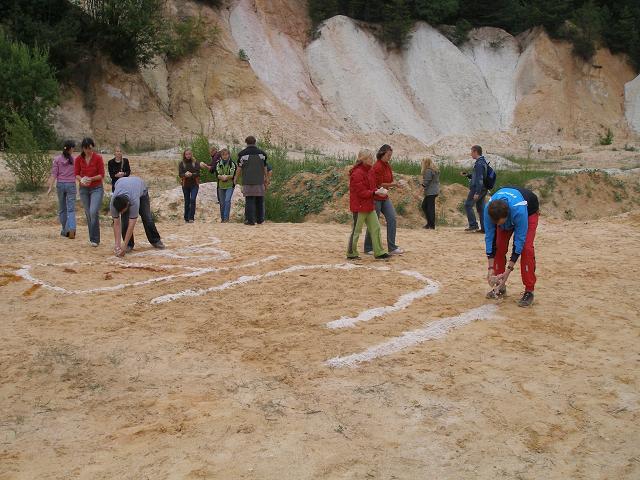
<box><xmin>494</xmin><ymin>212</ymin><xmax>539</xmax><ymax>292</ymax></box>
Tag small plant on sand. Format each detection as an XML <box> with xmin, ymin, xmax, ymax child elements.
<box><xmin>238</xmin><ymin>49</ymin><xmax>249</xmax><ymax>62</ymax></box>
<box><xmin>564</xmin><ymin>209</ymin><xmax>575</xmax><ymax>220</ymax></box>
<box><xmin>598</xmin><ymin>128</ymin><xmax>613</xmax><ymax>146</ymax></box>
<box><xmin>396</xmin><ymin>199</ymin><xmax>408</xmax><ymax>216</ymax></box>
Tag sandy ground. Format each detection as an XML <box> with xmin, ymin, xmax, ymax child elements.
<box><xmin>0</xmin><ymin>209</ymin><xmax>639</xmax><ymax>479</ymax></box>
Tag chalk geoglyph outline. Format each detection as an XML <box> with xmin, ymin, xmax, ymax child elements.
<box><xmin>13</xmin><ymin>236</ymin><xmax>498</xmax><ymax>367</ymax></box>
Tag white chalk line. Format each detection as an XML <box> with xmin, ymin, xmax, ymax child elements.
<box><xmin>151</xmin><ymin>263</ymin><xmax>440</xmax><ymax>333</ymax></box>
<box><xmin>326</xmin><ymin>269</ymin><xmax>440</xmax><ymax>329</ymax></box>
<box><xmin>15</xmin><ymin>256</ymin><xmax>279</xmax><ymax>295</ymax></box>
<box><xmin>325</xmin><ymin>304</ymin><xmax>499</xmax><ymax>368</ymax></box>
<box><xmin>130</xmin><ymin>239</ymin><xmax>231</xmax><ymax>260</ymax></box>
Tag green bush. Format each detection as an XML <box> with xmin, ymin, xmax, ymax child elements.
<box><xmin>190</xmin><ymin>134</ymin><xmax>216</xmax><ymax>183</ymax></box>
<box><xmin>83</xmin><ymin>0</ymin><xmax>166</xmax><ymax>70</ymax></box>
<box><xmin>4</xmin><ymin>113</ymin><xmax>52</xmax><ymax>191</ymax></box>
<box><xmin>164</xmin><ymin>15</ymin><xmax>213</xmax><ymax>61</ymax></box>
<box><xmin>599</xmin><ymin>128</ymin><xmax>614</xmax><ymax>146</ymax></box>
<box><xmin>0</xmin><ymin>30</ymin><xmax>58</xmax><ymax>147</ymax></box>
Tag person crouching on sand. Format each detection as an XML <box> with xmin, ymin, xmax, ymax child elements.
<box><xmin>484</xmin><ymin>186</ymin><xmax>539</xmax><ymax>307</ymax></box>
<box><xmin>346</xmin><ymin>150</ymin><xmax>390</xmax><ymax>260</ymax></box>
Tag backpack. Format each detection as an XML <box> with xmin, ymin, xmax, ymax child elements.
<box><xmin>483</xmin><ymin>160</ymin><xmax>497</xmax><ymax>190</ymax></box>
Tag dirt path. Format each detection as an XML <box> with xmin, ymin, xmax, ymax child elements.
<box><xmin>0</xmin><ymin>214</ymin><xmax>638</xmax><ymax>479</ymax></box>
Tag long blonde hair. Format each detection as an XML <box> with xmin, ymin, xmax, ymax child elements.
<box><xmin>350</xmin><ymin>149</ymin><xmax>374</xmax><ymax>174</ymax></box>
<box><xmin>421</xmin><ymin>157</ymin><xmax>439</xmax><ymax>174</ymax></box>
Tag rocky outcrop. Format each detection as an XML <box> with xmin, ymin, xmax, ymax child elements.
<box><xmin>625</xmin><ymin>75</ymin><xmax>640</xmax><ymax>134</ymax></box>
<box><xmin>51</xmin><ymin>0</ymin><xmax>638</xmax><ymax>150</ymax></box>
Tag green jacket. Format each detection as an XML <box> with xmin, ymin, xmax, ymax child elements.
<box><xmin>216</xmin><ymin>160</ymin><xmax>237</xmax><ymax>189</ymax></box>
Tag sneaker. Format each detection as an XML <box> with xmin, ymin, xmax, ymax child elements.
<box><xmin>390</xmin><ymin>248</ymin><xmax>404</xmax><ymax>255</ymax></box>
<box><xmin>188</xmin><ymin>220</ymin><xmax>195</xmax><ymax>223</ymax></box>
<box><xmin>518</xmin><ymin>291</ymin><xmax>534</xmax><ymax>307</ymax></box>
<box><xmin>364</xmin><ymin>251</ymin><xmax>373</xmax><ymax>255</ymax></box>
<box><xmin>476</xmin><ymin>229</ymin><xmax>485</xmax><ymax>233</ymax></box>
<box><xmin>465</xmin><ymin>227</ymin><xmax>479</xmax><ymax>232</ymax></box>
<box><xmin>486</xmin><ymin>286</ymin><xmax>507</xmax><ymax>299</ymax></box>
<box><xmin>152</xmin><ymin>241</ymin><xmax>165</xmax><ymax>249</ymax></box>
<box><xmin>90</xmin><ymin>242</ymin><xmax>99</xmax><ymax>247</ymax></box>
<box><xmin>374</xmin><ymin>253</ymin><xmax>391</xmax><ymax>260</ymax></box>
<box><xmin>244</xmin><ymin>221</ymin><xmax>255</xmax><ymax>225</ymax></box>
<box><xmin>346</xmin><ymin>256</ymin><xmax>361</xmax><ymax>260</ymax></box>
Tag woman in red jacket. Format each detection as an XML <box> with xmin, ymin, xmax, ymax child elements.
<box><xmin>75</xmin><ymin>137</ymin><xmax>105</xmax><ymax>247</ymax></box>
<box><xmin>347</xmin><ymin>150</ymin><xmax>390</xmax><ymax>260</ymax></box>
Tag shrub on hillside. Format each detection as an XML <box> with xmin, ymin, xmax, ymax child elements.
<box><xmin>83</xmin><ymin>0</ymin><xmax>166</xmax><ymax>70</ymax></box>
<box><xmin>4</xmin><ymin>114</ymin><xmax>52</xmax><ymax>191</ymax></box>
<box><xmin>0</xmin><ymin>31</ymin><xmax>58</xmax><ymax>147</ymax></box>
<box><xmin>164</xmin><ymin>15</ymin><xmax>215</xmax><ymax>61</ymax></box>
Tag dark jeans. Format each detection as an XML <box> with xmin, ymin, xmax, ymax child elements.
<box><xmin>79</xmin><ymin>185</ymin><xmax>104</xmax><ymax>244</ymax></box>
<box><xmin>465</xmin><ymin>190</ymin><xmax>487</xmax><ymax>230</ymax></box>
<box><xmin>244</xmin><ymin>196</ymin><xmax>264</xmax><ymax>225</ymax></box>
<box><xmin>120</xmin><ymin>192</ymin><xmax>161</xmax><ymax>247</ymax></box>
<box><xmin>364</xmin><ymin>198</ymin><xmax>398</xmax><ymax>252</ymax></box>
<box><xmin>182</xmin><ymin>185</ymin><xmax>199</xmax><ymax>221</ymax></box>
<box><xmin>219</xmin><ymin>187</ymin><xmax>234</xmax><ymax>221</ymax></box>
<box><xmin>422</xmin><ymin>194</ymin><xmax>437</xmax><ymax>228</ymax></box>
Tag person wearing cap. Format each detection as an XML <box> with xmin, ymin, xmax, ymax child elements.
<box><xmin>47</xmin><ymin>140</ymin><xmax>78</xmax><ymax>239</ymax></box>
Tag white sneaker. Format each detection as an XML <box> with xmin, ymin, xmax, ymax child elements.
<box><xmin>390</xmin><ymin>248</ymin><xmax>404</xmax><ymax>255</ymax></box>
<box><xmin>364</xmin><ymin>251</ymin><xmax>373</xmax><ymax>255</ymax></box>
<box><xmin>90</xmin><ymin>242</ymin><xmax>99</xmax><ymax>247</ymax></box>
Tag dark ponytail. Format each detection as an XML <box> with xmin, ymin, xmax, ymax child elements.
<box><xmin>63</xmin><ymin>140</ymin><xmax>76</xmax><ymax>164</ymax></box>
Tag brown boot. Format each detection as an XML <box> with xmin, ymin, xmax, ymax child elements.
<box><xmin>67</xmin><ymin>230</ymin><xmax>76</xmax><ymax>239</ymax></box>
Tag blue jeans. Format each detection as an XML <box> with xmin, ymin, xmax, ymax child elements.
<box><xmin>56</xmin><ymin>182</ymin><xmax>76</xmax><ymax>235</ymax></box>
<box><xmin>465</xmin><ymin>190</ymin><xmax>487</xmax><ymax>230</ymax></box>
<box><xmin>79</xmin><ymin>185</ymin><xmax>104</xmax><ymax>244</ymax></box>
<box><xmin>182</xmin><ymin>185</ymin><xmax>199</xmax><ymax>221</ymax></box>
<box><xmin>364</xmin><ymin>198</ymin><xmax>398</xmax><ymax>252</ymax></box>
<box><xmin>219</xmin><ymin>187</ymin><xmax>234</xmax><ymax>221</ymax></box>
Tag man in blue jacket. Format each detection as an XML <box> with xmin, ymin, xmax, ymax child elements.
<box><xmin>483</xmin><ymin>187</ymin><xmax>539</xmax><ymax>307</ymax></box>
<box><xmin>461</xmin><ymin>145</ymin><xmax>489</xmax><ymax>232</ymax></box>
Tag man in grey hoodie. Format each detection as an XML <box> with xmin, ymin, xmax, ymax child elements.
<box><xmin>461</xmin><ymin>145</ymin><xmax>488</xmax><ymax>233</ymax></box>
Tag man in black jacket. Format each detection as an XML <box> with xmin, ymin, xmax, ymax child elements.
<box><xmin>461</xmin><ymin>145</ymin><xmax>489</xmax><ymax>233</ymax></box>
<box><xmin>234</xmin><ymin>136</ymin><xmax>269</xmax><ymax>225</ymax></box>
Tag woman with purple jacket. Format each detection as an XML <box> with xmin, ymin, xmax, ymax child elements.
<box><xmin>47</xmin><ymin>140</ymin><xmax>77</xmax><ymax>239</ymax></box>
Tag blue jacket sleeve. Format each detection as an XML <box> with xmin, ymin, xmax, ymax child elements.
<box><xmin>484</xmin><ymin>203</ymin><xmax>495</xmax><ymax>257</ymax></box>
<box><xmin>510</xmin><ymin>208</ymin><xmax>529</xmax><ymax>261</ymax></box>
<box><xmin>470</xmin><ymin>160</ymin><xmax>485</xmax><ymax>195</ymax></box>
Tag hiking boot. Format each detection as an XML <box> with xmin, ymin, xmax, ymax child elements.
<box><xmin>518</xmin><ymin>291</ymin><xmax>534</xmax><ymax>307</ymax></box>
<box><xmin>152</xmin><ymin>241</ymin><xmax>165</xmax><ymax>249</ymax></box>
<box><xmin>67</xmin><ymin>230</ymin><xmax>76</xmax><ymax>239</ymax></box>
<box><xmin>486</xmin><ymin>286</ymin><xmax>507</xmax><ymax>299</ymax></box>
<box><xmin>375</xmin><ymin>253</ymin><xmax>391</xmax><ymax>260</ymax></box>
<box><xmin>346</xmin><ymin>256</ymin><xmax>361</xmax><ymax>261</ymax></box>
<box><xmin>390</xmin><ymin>248</ymin><xmax>404</xmax><ymax>255</ymax></box>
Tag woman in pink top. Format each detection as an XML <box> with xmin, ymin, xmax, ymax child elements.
<box><xmin>74</xmin><ymin>137</ymin><xmax>105</xmax><ymax>246</ymax></box>
<box><xmin>47</xmin><ymin>140</ymin><xmax>77</xmax><ymax>239</ymax></box>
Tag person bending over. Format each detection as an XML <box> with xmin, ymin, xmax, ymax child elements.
<box><xmin>484</xmin><ymin>186</ymin><xmax>539</xmax><ymax>307</ymax></box>
<box><xmin>110</xmin><ymin>176</ymin><xmax>165</xmax><ymax>257</ymax></box>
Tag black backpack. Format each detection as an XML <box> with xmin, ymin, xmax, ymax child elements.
<box><xmin>483</xmin><ymin>160</ymin><xmax>497</xmax><ymax>190</ymax></box>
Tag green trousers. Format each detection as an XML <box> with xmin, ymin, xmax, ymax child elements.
<box><xmin>347</xmin><ymin>211</ymin><xmax>387</xmax><ymax>258</ymax></box>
